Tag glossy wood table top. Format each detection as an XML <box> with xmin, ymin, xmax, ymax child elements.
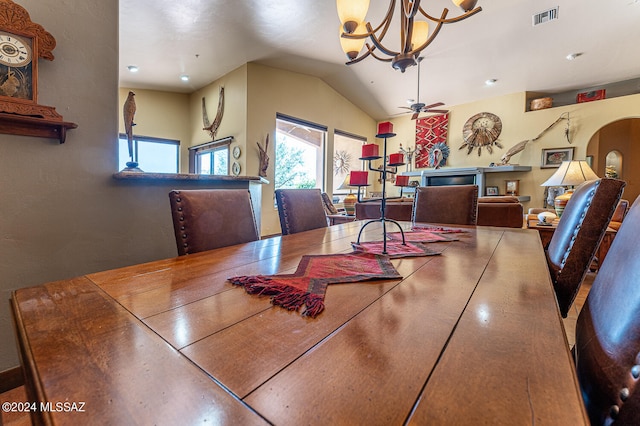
<box><xmin>11</xmin><ymin>221</ymin><xmax>588</xmax><ymax>425</ymax></box>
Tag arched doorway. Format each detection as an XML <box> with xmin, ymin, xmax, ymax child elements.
<box><xmin>586</xmin><ymin>118</ymin><xmax>640</xmax><ymax>205</ymax></box>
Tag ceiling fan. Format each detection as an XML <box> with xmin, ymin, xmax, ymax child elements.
<box><xmin>398</xmin><ymin>57</ymin><xmax>448</xmax><ymax>120</ymax></box>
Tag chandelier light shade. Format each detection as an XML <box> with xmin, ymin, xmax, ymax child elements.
<box><xmin>541</xmin><ymin>160</ymin><xmax>600</xmax><ymax>217</ymax></box>
<box><xmin>337</xmin><ymin>0</ymin><xmax>482</xmax><ymax>72</ymax></box>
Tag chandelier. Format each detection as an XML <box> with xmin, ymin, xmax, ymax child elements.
<box><xmin>337</xmin><ymin>0</ymin><xmax>482</xmax><ymax>72</ymax></box>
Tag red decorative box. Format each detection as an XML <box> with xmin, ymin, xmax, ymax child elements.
<box><xmin>576</xmin><ymin>89</ymin><xmax>605</xmax><ymax>103</ymax></box>
<box><xmin>395</xmin><ymin>175</ymin><xmax>409</xmax><ymax>187</ymax></box>
<box><xmin>388</xmin><ymin>153</ymin><xmax>404</xmax><ymax>166</ymax></box>
<box><xmin>377</xmin><ymin>121</ymin><xmax>393</xmax><ymax>135</ymax></box>
<box><xmin>361</xmin><ymin>144</ymin><xmax>379</xmax><ymax>159</ymax></box>
<box><xmin>350</xmin><ymin>171</ymin><xmax>369</xmax><ymax>186</ymax></box>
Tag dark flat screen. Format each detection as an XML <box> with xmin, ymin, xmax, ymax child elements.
<box><xmin>426</xmin><ymin>175</ymin><xmax>476</xmax><ymax>186</ymax></box>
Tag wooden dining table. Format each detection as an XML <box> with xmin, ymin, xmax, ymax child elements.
<box><xmin>11</xmin><ymin>221</ymin><xmax>588</xmax><ymax>425</ymax></box>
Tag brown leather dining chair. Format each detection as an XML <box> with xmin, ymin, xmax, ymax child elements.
<box><xmin>168</xmin><ymin>189</ymin><xmax>259</xmax><ymax>255</ymax></box>
<box><xmin>546</xmin><ymin>178</ymin><xmax>625</xmax><ymax>318</ymax></box>
<box><xmin>275</xmin><ymin>188</ymin><xmax>328</xmax><ymax>235</ymax></box>
<box><xmin>412</xmin><ymin>185</ymin><xmax>479</xmax><ymax>225</ymax></box>
<box><xmin>573</xmin><ymin>195</ymin><xmax>640</xmax><ymax>425</ymax></box>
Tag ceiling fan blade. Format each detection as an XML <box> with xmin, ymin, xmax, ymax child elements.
<box><xmin>424</xmin><ymin>102</ymin><xmax>445</xmax><ymax>110</ymax></box>
<box><xmin>424</xmin><ymin>109</ymin><xmax>449</xmax><ymax>114</ymax></box>
<box><xmin>411</xmin><ymin>111</ymin><xmax>420</xmax><ymax>120</ymax></box>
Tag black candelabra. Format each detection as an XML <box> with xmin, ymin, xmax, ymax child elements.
<box><xmin>350</xmin><ymin>130</ymin><xmax>410</xmax><ymax>254</ymax></box>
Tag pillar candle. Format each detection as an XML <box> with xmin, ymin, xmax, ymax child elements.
<box><xmin>388</xmin><ymin>153</ymin><xmax>404</xmax><ymax>165</ymax></box>
<box><xmin>395</xmin><ymin>175</ymin><xmax>409</xmax><ymax>187</ymax></box>
<box><xmin>377</xmin><ymin>121</ymin><xmax>393</xmax><ymax>135</ymax></box>
<box><xmin>361</xmin><ymin>144</ymin><xmax>379</xmax><ymax>158</ymax></box>
<box><xmin>350</xmin><ymin>171</ymin><xmax>369</xmax><ymax>186</ymax></box>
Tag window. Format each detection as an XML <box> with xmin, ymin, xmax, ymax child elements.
<box><xmin>188</xmin><ymin>137</ymin><xmax>232</xmax><ymax>175</ymax></box>
<box><xmin>333</xmin><ymin>130</ymin><xmax>366</xmax><ymax>202</ymax></box>
<box><xmin>275</xmin><ymin>114</ymin><xmax>326</xmax><ymax>191</ymax></box>
<box><xmin>118</xmin><ymin>134</ymin><xmax>179</xmax><ymax>173</ymax></box>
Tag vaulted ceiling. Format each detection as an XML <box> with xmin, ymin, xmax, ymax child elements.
<box><xmin>119</xmin><ymin>0</ymin><xmax>640</xmax><ymax>121</ymax></box>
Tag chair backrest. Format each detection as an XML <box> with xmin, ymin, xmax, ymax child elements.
<box><xmin>168</xmin><ymin>189</ymin><xmax>259</xmax><ymax>255</ymax></box>
<box><xmin>275</xmin><ymin>188</ymin><xmax>328</xmax><ymax>235</ymax></box>
<box><xmin>609</xmin><ymin>198</ymin><xmax>630</xmax><ymax>231</ymax></box>
<box><xmin>321</xmin><ymin>192</ymin><xmax>339</xmax><ymax>215</ymax></box>
<box><xmin>574</xmin><ymin>195</ymin><xmax>640</xmax><ymax>425</ymax></box>
<box><xmin>546</xmin><ymin>178</ymin><xmax>625</xmax><ymax>317</ymax></box>
<box><xmin>412</xmin><ymin>185</ymin><xmax>478</xmax><ymax>225</ymax></box>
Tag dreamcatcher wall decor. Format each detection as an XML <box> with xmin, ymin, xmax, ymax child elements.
<box><xmin>415</xmin><ymin>113</ymin><xmax>449</xmax><ymax>169</ymax></box>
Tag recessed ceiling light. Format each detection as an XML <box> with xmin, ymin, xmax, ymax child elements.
<box><xmin>127</xmin><ymin>65</ymin><xmax>139</xmax><ymax>73</ymax></box>
<box><xmin>180</xmin><ymin>74</ymin><xmax>189</xmax><ymax>82</ymax></box>
<box><xmin>485</xmin><ymin>79</ymin><xmax>497</xmax><ymax>85</ymax></box>
<box><xmin>566</xmin><ymin>52</ymin><xmax>583</xmax><ymax>61</ymax></box>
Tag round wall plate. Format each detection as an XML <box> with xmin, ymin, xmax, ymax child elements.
<box><xmin>232</xmin><ymin>162</ymin><xmax>241</xmax><ymax>175</ymax></box>
<box><xmin>232</xmin><ymin>146</ymin><xmax>241</xmax><ymax>159</ymax></box>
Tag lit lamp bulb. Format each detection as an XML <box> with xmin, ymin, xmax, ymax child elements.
<box><xmin>452</xmin><ymin>0</ymin><xmax>479</xmax><ymax>12</ymax></box>
<box><xmin>337</xmin><ymin>0</ymin><xmax>370</xmax><ymax>33</ymax></box>
<box><xmin>339</xmin><ymin>23</ymin><xmax>367</xmax><ymax>60</ymax></box>
<box><xmin>410</xmin><ymin>20</ymin><xmax>429</xmax><ymax>50</ymax></box>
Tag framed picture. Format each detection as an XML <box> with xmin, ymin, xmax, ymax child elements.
<box><xmin>486</xmin><ymin>186</ymin><xmax>499</xmax><ymax>196</ymax></box>
<box><xmin>541</xmin><ymin>147</ymin><xmax>575</xmax><ymax>168</ymax></box>
<box><xmin>505</xmin><ymin>179</ymin><xmax>519</xmax><ymax>196</ymax></box>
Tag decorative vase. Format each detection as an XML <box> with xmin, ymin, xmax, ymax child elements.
<box><xmin>343</xmin><ymin>192</ymin><xmax>357</xmax><ymax>215</ymax></box>
<box><xmin>553</xmin><ymin>190</ymin><xmax>573</xmax><ymax>218</ymax></box>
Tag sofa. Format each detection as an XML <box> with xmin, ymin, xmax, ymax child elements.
<box><xmin>476</xmin><ymin>196</ymin><xmax>524</xmax><ymax>228</ymax></box>
<box><xmin>355</xmin><ymin>195</ymin><xmax>524</xmax><ymax>228</ymax></box>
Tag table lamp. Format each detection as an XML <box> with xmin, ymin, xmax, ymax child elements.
<box><xmin>540</xmin><ymin>160</ymin><xmax>599</xmax><ymax>217</ymax></box>
<box><xmin>338</xmin><ymin>173</ymin><xmax>357</xmax><ymax>215</ymax></box>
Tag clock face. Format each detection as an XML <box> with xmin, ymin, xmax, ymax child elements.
<box><xmin>0</xmin><ymin>31</ymin><xmax>32</xmax><ymax>67</ymax></box>
<box><xmin>0</xmin><ymin>31</ymin><xmax>34</xmax><ymax>101</ymax></box>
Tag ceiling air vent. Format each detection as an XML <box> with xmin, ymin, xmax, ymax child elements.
<box><xmin>532</xmin><ymin>6</ymin><xmax>559</xmax><ymax>26</ymax></box>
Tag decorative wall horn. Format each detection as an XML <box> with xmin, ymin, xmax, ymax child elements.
<box><xmin>202</xmin><ymin>86</ymin><xmax>224</xmax><ymax>140</ymax></box>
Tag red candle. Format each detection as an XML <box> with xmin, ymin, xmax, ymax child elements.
<box><xmin>377</xmin><ymin>121</ymin><xmax>393</xmax><ymax>135</ymax></box>
<box><xmin>350</xmin><ymin>171</ymin><xmax>369</xmax><ymax>186</ymax></box>
<box><xmin>388</xmin><ymin>153</ymin><xmax>404</xmax><ymax>166</ymax></box>
<box><xmin>395</xmin><ymin>175</ymin><xmax>410</xmax><ymax>187</ymax></box>
<box><xmin>361</xmin><ymin>144</ymin><xmax>379</xmax><ymax>158</ymax></box>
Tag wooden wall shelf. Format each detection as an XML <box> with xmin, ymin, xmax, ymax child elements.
<box><xmin>0</xmin><ymin>113</ymin><xmax>78</xmax><ymax>143</ymax></box>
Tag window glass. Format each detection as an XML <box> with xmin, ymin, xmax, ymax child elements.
<box><xmin>275</xmin><ymin>117</ymin><xmax>326</xmax><ymax>191</ymax></box>
<box><xmin>195</xmin><ymin>146</ymin><xmax>229</xmax><ymax>175</ymax></box>
<box><xmin>118</xmin><ymin>135</ymin><xmax>179</xmax><ymax>173</ymax></box>
<box><xmin>333</xmin><ymin>132</ymin><xmax>366</xmax><ymax>202</ymax></box>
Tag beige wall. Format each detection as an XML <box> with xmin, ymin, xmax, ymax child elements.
<box><xmin>245</xmin><ymin>63</ymin><xmax>377</xmax><ymax>236</ymax></box>
<box><xmin>118</xmin><ymin>88</ymin><xmax>191</xmax><ymax>171</ymax></box>
<box><xmin>188</xmin><ymin>65</ymin><xmax>248</xmax><ymax>173</ymax></box>
<box><xmin>386</xmin><ymin>92</ymin><xmax>640</xmax><ymax>209</ymax></box>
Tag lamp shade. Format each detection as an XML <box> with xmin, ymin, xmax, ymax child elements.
<box><xmin>337</xmin><ymin>173</ymin><xmax>353</xmax><ymax>190</ymax></box>
<box><xmin>337</xmin><ymin>0</ymin><xmax>370</xmax><ymax>27</ymax></box>
<box><xmin>452</xmin><ymin>0</ymin><xmax>478</xmax><ymax>12</ymax></box>
<box><xmin>540</xmin><ymin>160</ymin><xmax>599</xmax><ymax>187</ymax></box>
<box><xmin>339</xmin><ymin>23</ymin><xmax>366</xmax><ymax>59</ymax></box>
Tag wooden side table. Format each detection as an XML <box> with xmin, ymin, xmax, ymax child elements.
<box><xmin>527</xmin><ymin>219</ymin><xmax>617</xmax><ymax>270</ymax></box>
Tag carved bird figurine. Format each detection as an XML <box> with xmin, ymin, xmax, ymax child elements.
<box><xmin>123</xmin><ymin>91</ymin><xmax>136</xmax><ymax>160</ymax></box>
<box><xmin>203</xmin><ymin>86</ymin><xmax>224</xmax><ymax>139</ymax></box>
